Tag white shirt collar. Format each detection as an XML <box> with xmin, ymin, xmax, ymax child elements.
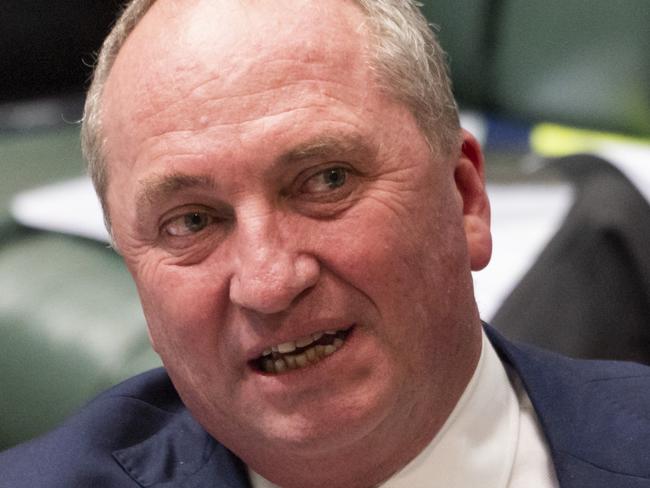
<box><xmin>377</xmin><ymin>330</ymin><xmax>520</xmax><ymax>487</ymax></box>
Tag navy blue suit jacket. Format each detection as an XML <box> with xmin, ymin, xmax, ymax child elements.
<box><xmin>2</xmin><ymin>326</ymin><xmax>650</xmax><ymax>487</ymax></box>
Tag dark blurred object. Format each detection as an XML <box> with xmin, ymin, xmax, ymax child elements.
<box><xmin>420</xmin><ymin>0</ymin><xmax>492</xmax><ymax>109</ymax></box>
<box><xmin>0</xmin><ymin>1</ymin><xmax>123</xmax><ymax>103</ymax></box>
<box><xmin>421</xmin><ymin>0</ymin><xmax>650</xmax><ymax>136</ymax></box>
<box><xmin>422</xmin><ymin>1</ymin><xmax>650</xmax><ymax>365</ymax></box>
<box><xmin>493</xmin><ymin>155</ymin><xmax>650</xmax><ymax>365</ymax></box>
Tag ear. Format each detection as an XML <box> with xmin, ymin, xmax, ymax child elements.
<box><xmin>454</xmin><ymin>130</ymin><xmax>492</xmax><ymax>270</ymax></box>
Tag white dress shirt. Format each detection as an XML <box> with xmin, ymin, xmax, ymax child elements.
<box><xmin>249</xmin><ymin>331</ymin><xmax>559</xmax><ymax>488</ymax></box>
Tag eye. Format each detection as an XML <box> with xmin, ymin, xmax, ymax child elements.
<box><xmin>302</xmin><ymin>167</ymin><xmax>348</xmax><ymax>194</ymax></box>
<box><xmin>164</xmin><ymin>211</ymin><xmax>214</xmax><ymax>237</ymax></box>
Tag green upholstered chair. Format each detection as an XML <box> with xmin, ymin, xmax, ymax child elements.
<box><xmin>0</xmin><ymin>128</ymin><xmax>159</xmax><ymax>450</ymax></box>
<box><xmin>0</xmin><ymin>230</ymin><xmax>158</xmax><ymax>450</ymax></box>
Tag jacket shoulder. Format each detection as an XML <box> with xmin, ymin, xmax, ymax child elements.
<box><xmin>487</xmin><ymin>325</ymin><xmax>650</xmax><ymax>483</ymax></box>
<box><xmin>0</xmin><ymin>368</ymin><xmax>182</xmax><ymax>488</ymax></box>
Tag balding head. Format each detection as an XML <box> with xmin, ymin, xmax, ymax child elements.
<box><xmin>82</xmin><ymin>0</ymin><xmax>459</xmax><ymax>227</ymax></box>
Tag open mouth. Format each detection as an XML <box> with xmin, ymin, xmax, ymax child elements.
<box><xmin>253</xmin><ymin>326</ymin><xmax>353</xmax><ymax>374</ymax></box>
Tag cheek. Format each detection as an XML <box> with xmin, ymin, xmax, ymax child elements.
<box><xmin>318</xmin><ymin>189</ymin><xmax>472</xmax><ymax>352</ymax></box>
<box><xmin>320</xmin><ymin>191</ymin><xmax>464</xmax><ymax>293</ymax></box>
<box><xmin>133</xmin><ymin>260</ymin><xmax>230</xmax><ymax>360</ymax></box>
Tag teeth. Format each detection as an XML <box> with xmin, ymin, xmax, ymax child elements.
<box><xmin>259</xmin><ymin>328</ymin><xmax>349</xmax><ymax>374</ymax></box>
<box><xmin>296</xmin><ymin>335</ymin><xmax>314</xmax><ymax>348</ymax></box>
<box><xmin>277</xmin><ymin>341</ymin><xmax>296</xmax><ymax>354</ymax></box>
<box><xmin>285</xmin><ymin>355</ymin><xmax>297</xmax><ymax>369</ymax></box>
<box><xmin>295</xmin><ymin>354</ymin><xmax>308</xmax><ymax>367</ymax></box>
<box><xmin>305</xmin><ymin>347</ymin><xmax>317</xmax><ymax>362</ymax></box>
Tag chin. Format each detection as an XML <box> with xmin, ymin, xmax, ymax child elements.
<box><xmin>203</xmin><ymin>366</ymin><xmax>401</xmax><ymax>462</ymax></box>
<box><xmin>266</xmin><ymin>391</ymin><xmax>394</xmax><ymax>453</ymax></box>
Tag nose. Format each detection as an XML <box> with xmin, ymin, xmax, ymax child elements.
<box><xmin>229</xmin><ymin>214</ymin><xmax>320</xmax><ymax>315</ymax></box>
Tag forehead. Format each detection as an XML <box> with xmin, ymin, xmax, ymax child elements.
<box><xmin>101</xmin><ymin>0</ymin><xmax>373</xmax><ymax>153</ymax></box>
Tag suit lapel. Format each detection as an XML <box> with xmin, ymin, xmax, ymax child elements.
<box><xmin>486</xmin><ymin>325</ymin><xmax>650</xmax><ymax>487</ymax></box>
<box><xmin>113</xmin><ymin>408</ymin><xmax>250</xmax><ymax>487</ymax></box>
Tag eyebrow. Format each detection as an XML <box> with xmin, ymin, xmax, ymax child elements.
<box><xmin>134</xmin><ymin>132</ymin><xmax>375</xmax><ymax>224</ymax></box>
<box><xmin>135</xmin><ymin>173</ymin><xmax>217</xmax><ymax>226</ymax></box>
<box><xmin>278</xmin><ymin>133</ymin><xmax>376</xmax><ymax>166</ymax></box>
<box><xmin>138</xmin><ymin>172</ymin><xmax>216</xmax><ymax>204</ymax></box>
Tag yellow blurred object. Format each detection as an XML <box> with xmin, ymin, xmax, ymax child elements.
<box><xmin>531</xmin><ymin>124</ymin><xmax>650</xmax><ymax>157</ymax></box>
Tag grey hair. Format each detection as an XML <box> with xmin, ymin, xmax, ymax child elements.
<box><xmin>81</xmin><ymin>0</ymin><xmax>157</xmax><ymax>223</ymax></box>
<box><xmin>81</xmin><ymin>0</ymin><xmax>460</xmax><ymax>224</ymax></box>
<box><xmin>353</xmin><ymin>0</ymin><xmax>460</xmax><ymax>152</ymax></box>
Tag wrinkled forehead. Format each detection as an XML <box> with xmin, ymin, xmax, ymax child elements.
<box><xmin>101</xmin><ymin>0</ymin><xmax>372</xmax><ymax>142</ymax></box>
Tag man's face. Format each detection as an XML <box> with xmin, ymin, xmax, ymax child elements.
<box><xmin>102</xmin><ymin>0</ymin><xmax>490</xmax><ymax>481</ymax></box>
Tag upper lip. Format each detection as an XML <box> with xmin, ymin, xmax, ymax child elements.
<box><xmin>246</xmin><ymin>321</ymin><xmax>355</xmax><ymax>361</ymax></box>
